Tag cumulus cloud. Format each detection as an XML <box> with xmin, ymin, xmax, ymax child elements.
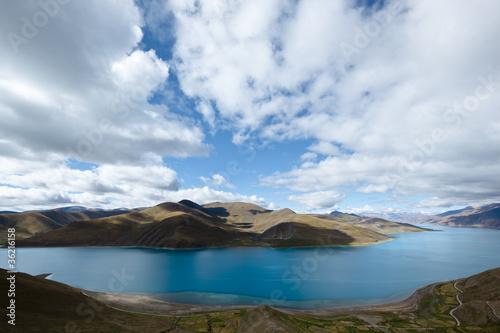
<box><xmin>0</xmin><ymin>155</ymin><xmax>267</xmax><ymax>211</ymax></box>
<box><xmin>0</xmin><ymin>183</ymin><xmax>269</xmax><ymax>212</ymax></box>
<box><xmin>268</xmin><ymin>202</ymin><xmax>280</xmax><ymax>210</ymax></box>
<box><xmin>167</xmin><ymin>0</ymin><xmax>361</xmax><ymax>138</ymax></box>
<box><xmin>170</xmin><ymin>187</ymin><xmax>267</xmax><ymax>207</ymax></box>
<box><xmin>288</xmin><ymin>190</ymin><xmax>346</xmax><ymax>212</ymax></box>
<box><xmin>300</xmin><ymin>152</ymin><xmax>317</xmax><ymax>161</ymax></box>
<box><xmin>162</xmin><ymin>0</ymin><xmax>500</xmax><ymax>208</ymax></box>
<box><xmin>0</xmin><ymin>0</ymin><xmax>209</xmax><ymax>165</ymax></box>
<box><xmin>200</xmin><ymin>174</ymin><xmax>236</xmax><ymax>189</ymax></box>
<box><xmin>307</xmin><ymin>142</ymin><xmax>341</xmax><ymax>156</ymax></box>
<box><xmin>261</xmin><ymin>154</ymin><xmax>395</xmax><ymax>192</ymax></box>
<box><xmin>0</xmin><ymin>0</ymin><xmax>275</xmax><ymax>211</ymax></box>
<box><xmin>2</xmin><ymin>0</ymin><xmax>500</xmax><ymax>212</ymax></box>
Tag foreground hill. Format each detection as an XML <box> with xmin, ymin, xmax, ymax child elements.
<box><xmin>330</xmin><ymin>210</ymin><xmax>358</xmax><ymax>217</ymax></box>
<box><xmin>424</xmin><ymin>203</ymin><xmax>500</xmax><ymax>229</ymax></box>
<box><xmin>0</xmin><ymin>208</ymin><xmax>134</xmax><ymax>244</ymax></box>
<box><xmin>0</xmin><ymin>268</ymin><xmax>179</xmax><ymax>332</ymax></box>
<box><xmin>16</xmin><ymin>200</ymin><xmax>415</xmax><ymax>249</ymax></box>
<box><xmin>2</xmin><ymin>267</ymin><xmax>499</xmax><ymax>332</ymax></box>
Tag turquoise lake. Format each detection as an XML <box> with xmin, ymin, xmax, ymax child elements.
<box><xmin>2</xmin><ymin>225</ymin><xmax>500</xmax><ymax>309</ymax></box>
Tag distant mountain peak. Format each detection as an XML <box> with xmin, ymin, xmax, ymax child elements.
<box><xmin>178</xmin><ymin>199</ymin><xmax>205</xmax><ymax>211</ymax></box>
<box><xmin>436</xmin><ymin>206</ymin><xmax>473</xmax><ymax>217</ymax></box>
<box><xmin>54</xmin><ymin>206</ymin><xmax>88</xmax><ymax>212</ymax></box>
<box><xmin>330</xmin><ymin>210</ymin><xmax>358</xmax><ymax>217</ymax></box>
<box><xmin>275</xmin><ymin>208</ymin><xmax>296</xmax><ymax>215</ymax></box>
<box><xmin>425</xmin><ymin>202</ymin><xmax>500</xmax><ymax>229</ymax></box>
<box><xmin>0</xmin><ymin>210</ymin><xmax>18</xmax><ymax>214</ymax></box>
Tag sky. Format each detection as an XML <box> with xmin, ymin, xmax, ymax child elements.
<box><xmin>0</xmin><ymin>0</ymin><xmax>499</xmax><ymax>214</ymax></box>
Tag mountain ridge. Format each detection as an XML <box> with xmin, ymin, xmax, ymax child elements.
<box><xmin>330</xmin><ymin>210</ymin><xmax>358</xmax><ymax>217</ymax></box>
<box><xmin>424</xmin><ymin>203</ymin><xmax>500</xmax><ymax>229</ymax></box>
<box><xmin>14</xmin><ymin>200</ymin><xmax>429</xmax><ymax>249</ymax></box>
<box><xmin>0</xmin><ymin>207</ymin><xmax>135</xmax><ymax>243</ymax></box>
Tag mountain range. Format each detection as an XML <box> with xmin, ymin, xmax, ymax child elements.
<box><xmin>0</xmin><ymin>207</ymin><xmax>136</xmax><ymax>242</ymax></box>
<box><xmin>329</xmin><ymin>210</ymin><xmax>358</xmax><ymax>217</ymax></box>
<box><xmin>424</xmin><ymin>203</ymin><xmax>500</xmax><ymax>229</ymax></box>
<box><xmin>10</xmin><ymin>200</ymin><xmax>427</xmax><ymax>249</ymax></box>
<box><xmin>363</xmin><ymin>202</ymin><xmax>500</xmax><ymax>229</ymax></box>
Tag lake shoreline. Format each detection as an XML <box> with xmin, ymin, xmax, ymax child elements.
<box><xmin>83</xmin><ymin>280</ymin><xmax>448</xmax><ymax>316</ymax></box>
<box><xmin>9</xmin><ymin>237</ymin><xmax>394</xmax><ymax>250</ymax></box>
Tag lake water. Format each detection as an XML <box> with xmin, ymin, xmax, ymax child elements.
<box><xmin>2</xmin><ymin>225</ymin><xmax>500</xmax><ymax>309</ymax></box>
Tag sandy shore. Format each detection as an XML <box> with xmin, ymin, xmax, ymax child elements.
<box><xmin>83</xmin><ymin>291</ymin><xmax>252</xmax><ymax>316</ymax></box>
<box><xmin>83</xmin><ymin>280</ymin><xmax>446</xmax><ymax>317</ymax></box>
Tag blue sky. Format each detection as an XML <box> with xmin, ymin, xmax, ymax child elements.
<box><xmin>0</xmin><ymin>0</ymin><xmax>499</xmax><ymax>214</ymax></box>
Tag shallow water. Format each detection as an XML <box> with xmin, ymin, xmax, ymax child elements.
<box><xmin>2</xmin><ymin>225</ymin><xmax>500</xmax><ymax>309</ymax></box>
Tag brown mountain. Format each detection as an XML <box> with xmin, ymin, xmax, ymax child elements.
<box><xmin>0</xmin><ymin>208</ymin><xmax>134</xmax><ymax>244</ymax></box>
<box><xmin>424</xmin><ymin>203</ymin><xmax>500</xmax><ymax>229</ymax></box>
<box><xmin>17</xmin><ymin>201</ymin><xmax>254</xmax><ymax>248</ymax></box>
<box><xmin>202</xmin><ymin>202</ymin><xmax>400</xmax><ymax>246</ymax></box>
<box><xmin>16</xmin><ymin>200</ymin><xmax>412</xmax><ymax>249</ymax></box>
<box><xmin>311</xmin><ymin>213</ymin><xmax>430</xmax><ymax>234</ymax></box>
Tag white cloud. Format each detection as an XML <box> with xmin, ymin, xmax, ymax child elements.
<box><xmin>111</xmin><ymin>49</ymin><xmax>169</xmax><ymax>94</ymax></box>
<box><xmin>300</xmin><ymin>152</ymin><xmax>317</xmax><ymax>161</ymax></box>
<box><xmin>0</xmin><ymin>0</ymin><xmax>273</xmax><ymax>211</ymax></box>
<box><xmin>345</xmin><ymin>205</ymin><xmax>377</xmax><ymax>216</ymax></box>
<box><xmin>307</xmin><ymin>142</ymin><xmax>340</xmax><ymax>156</ymax></box>
<box><xmin>288</xmin><ymin>190</ymin><xmax>346</xmax><ymax>212</ymax></box>
<box><xmin>415</xmin><ymin>197</ymin><xmax>457</xmax><ymax>209</ymax></box>
<box><xmin>163</xmin><ymin>0</ymin><xmax>500</xmax><ymax>208</ymax></box>
<box><xmin>2</xmin><ymin>0</ymin><xmax>500</xmax><ymax>212</ymax></box>
<box><xmin>0</xmin><ymin>0</ymin><xmax>210</xmax><ymax>166</ymax></box>
<box><xmin>200</xmin><ymin>174</ymin><xmax>236</xmax><ymax>189</ymax></box>
<box><xmin>169</xmin><ymin>187</ymin><xmax>267</xmax><ymax>208</ymax></box>
<box><xmin>0</xmin><ymin>155</ymin><xmax>267</xmax><ymax>211</ymax></box>
<box><xmin>268</xmin><ymin>202</ymin><xmax>280</xmax><ymax>210</ymax></box>
<box><xmin>261</xmin><ymin>154</ymin><xmax>396</xmax><ymax>192</ymax></box>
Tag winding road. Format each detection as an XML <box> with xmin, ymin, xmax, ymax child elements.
<box><xmin>491</xmin><ymin>271</ymin><xmax>500</xmax><ymax>280</ymax></box>
<box><xmin>487</xmin><ymin>301</ymin><xmax>500</xmax><ymax>321</ymax></box>
<box><xmin>449</xmin><ymin>281</ymin><xmax>463</xmax><ymax>326</ymax></box>
<box><xmin>487</xmin><ymin>271</ymin><xmax>500</xmax><ymax>320</ymax></box>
